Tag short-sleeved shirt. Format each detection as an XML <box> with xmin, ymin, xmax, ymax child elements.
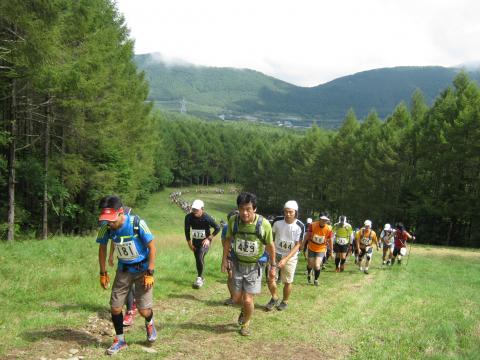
<box><xmin>332</xmin><ymin>222</ymin><xmax>353</xmax><ymax>245</ymax></box>
<box><xmin>355</xmin><ymin>228</ymin><xmax>377</xmax><ymax>248</ymax></box>
<box><xmin>96</xmin><ymin>214</ymin><xmax>154</xmax><ymax>272</ymax></box>
<box><xmin>227</xmin><ymin>214</ymin><xmax>273</xmax><ymax>264</ymax></box>
<box><xmin>380</xmin><ymin>229</ymin><xmax>395</xmax><ymax>245</ymax></box>
<box><xmin>184</xmin><ymin>212</ymin><xmax>220</xmax><ymax>241</ymax></box>
<box><xmin>394</xmin><ymin>230</ymin><xmax>409</xmax><ymax>248</ymax></box>
<box><xmin>272</xmin><ymin>217</ymin><xmax>304</xmax><ymax>257</ymax></box>
<box><xmin>307</xmin><ymin>222</ymin><xmax>332</xmax><ymax>253</ymax></box>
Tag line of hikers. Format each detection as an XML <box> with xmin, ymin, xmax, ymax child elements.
<box><xmin>95</xmin><ymin>192</ymin><xmax>414</xmax><ymax>354</ymax></box>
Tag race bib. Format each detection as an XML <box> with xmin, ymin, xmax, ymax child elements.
<box><xmin>312</xmin><ymin>235</ymin><xmax>325</xmax><ymax>244</ymax></box>
<box><xmin>192</xmin><ymin>229</ymin><xmax>206</xmax><ymax>239</ymax></box>
<box><xmin>235</xmin><ymin>238</ymin><xmax>259</xmax><ymax>257</ymax></box>
<box><xmin>361</xmin><ymin>237</ymin><xmax>371</xmax><ymax>246</ymax></box>
<box><xmin>277</xmin><ymin>240</ymin><xmax>294</xmax><ymax>253</ymax></box>
<box><xmin>115</xmin><ymin>240</ymin><xmax>139</xmax><ymax>260</ymax></box>
<box><xmin>337</xmin><ymin>237</ymin><xmax>348</xmax><ymax>245</ymax></box>
<box><xmin>383</xmin><ymin>236</ymin><xmax>392</xmax><ymax>245</ymax></box>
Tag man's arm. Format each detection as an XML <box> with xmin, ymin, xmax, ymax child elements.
<box><xmin>279</xmin><ymin>242</ymin><xmax>301</xmax><ymax>268</ymax></box>
<box><xmin>184</xmin><ymin>215</ymin><xmax>195</xmax><ymax>251</ymax></box>
<box><xmin>221</xmin><ymin>236</ymin><xmax>232</xmax><ymax>273</ymax></box>
<box><xmin>99</xmin><ymin>244</ymin><xmax>108</xmax><ymax>274</ymax></box>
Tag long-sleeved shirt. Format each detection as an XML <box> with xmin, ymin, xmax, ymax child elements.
<box><xmin>184</xmin><ymin>212</ymin><xmax>220</xmax><ymax>241</ymax></box>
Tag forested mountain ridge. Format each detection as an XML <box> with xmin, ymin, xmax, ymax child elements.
<box><xmin>136</xmin><ymin>53</ymin><xmax>480</xmax><ymax>127</ymax></box>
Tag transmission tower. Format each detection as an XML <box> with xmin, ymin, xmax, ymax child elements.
<box><xmin>180</xmin><ymin>98</ymin><xmax>187</xmax><ymax>113</ymax></box>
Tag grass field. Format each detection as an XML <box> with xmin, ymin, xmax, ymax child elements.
<box><xmin>0</xmin><ymin>186</ymin><xmax>479</xmax><ymax>359</ymax></box>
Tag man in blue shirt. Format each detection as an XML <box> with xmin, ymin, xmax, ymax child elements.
<box><xmin>96</xmin><ymin>195</ymin><xmax>157</xmax><ymax>355</ymax></box>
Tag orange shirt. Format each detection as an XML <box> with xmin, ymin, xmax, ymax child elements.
<box><xmin>355</xmin><ymin>228</ymin><xmax>378</xmax><ymax>248</ymax></box>
<box><xmin>307</xmin><ymin>222</ymin><xmax>332</xmax><ymax>253</ymax></box>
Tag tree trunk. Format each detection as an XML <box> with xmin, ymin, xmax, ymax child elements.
<box><xmin>59</xmin><ymin>123</ymin><xmax>65</xmax><ymax>235</ymax></box>
<box><xmin>7</xmin><ymin>79</ymin><xmax>17</xmax><ymax>242</ymax></box>
<box><xmin>42</xmin><ymin>96</ymin><xmax>51</xmax><ymax>239</ymax></box>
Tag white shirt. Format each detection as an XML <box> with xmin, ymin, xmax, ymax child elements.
<box><xmin>272</xmin><ymin>218</ymin><xmax>305</xmax><ymax>257</ymax></box>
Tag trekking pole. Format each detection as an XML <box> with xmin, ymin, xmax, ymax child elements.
<box><xmin>405</xmin><ymin>230</ymin><xmax>416</xmax><ymax>268</ymax></box>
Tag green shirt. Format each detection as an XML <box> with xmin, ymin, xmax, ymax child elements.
<box><xmin>226</xmin><ymin>214</ymin><xmax>273</xmax><ymax>263</ymax></box>
<box><xmin>332</xmin><ymin>222</ymin><xmax>353</xmax><ymax>245</ymax></box>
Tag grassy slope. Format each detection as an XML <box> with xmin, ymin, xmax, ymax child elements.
<box><xmin>0</xmin><ymin>186</ymin><xmax>479</xmax><ymax>359</ymax></box>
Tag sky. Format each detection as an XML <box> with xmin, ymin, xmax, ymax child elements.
<box><xmin>115</xmin><ymin>0</ymin><xmax>480</xmax><ymax>87</ymax></box>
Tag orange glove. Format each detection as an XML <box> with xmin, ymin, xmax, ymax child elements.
<box><xmin>144</xmin><ymin>273</ymin><xmax>154</xmax><ymax>289</ymax></box>
<box><xmin>100</xmin><ymin>272</ymin><xmax>110</xmax><ymax>289</ymax></box>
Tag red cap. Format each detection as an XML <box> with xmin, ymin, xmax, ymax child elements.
<box><xmin>98</xmin><ymin>207</ymin><xmax>122</xmax><ymax>222</ymax></box>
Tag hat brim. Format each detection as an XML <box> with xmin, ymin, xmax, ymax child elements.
<box><xmin>319</xmin><ymin>216</ymin><xmax>330</xmax><ymax>221</ymax></box>
<box><xmin>98</xmin><ymin>209</ymin><xmax>121</xmax><ymax>222</ymax></box>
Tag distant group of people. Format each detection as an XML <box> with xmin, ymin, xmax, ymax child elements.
<box><xmin>95</xmin><ymin>192</ymin><xmax>414</xmax><ymax>355</ymax></box>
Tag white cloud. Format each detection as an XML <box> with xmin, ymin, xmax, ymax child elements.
<box><xmin>116</xmin><ymin>0</ymin><xmax>480</xmax><ymax>86</ymax></box>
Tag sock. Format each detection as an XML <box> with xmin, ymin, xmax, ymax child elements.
<box><xmin>116</xmin><ymin>334</ymin><xmax>125</xmax><ymax>341</ymax></box>
<box><xmin>340</xmin><ymin>259</ymin><xmax>346</xmax><ymax>265</ymax></box>
<box><xmin>145</xmin><ymin>310</ymin><xmax>153</xmax><ymax>324</ymax></box>
<box><xmin>307</xmin><ymin>266</ymin><xmax>312</xmax><ymax>276</ymax></box>
<box><xmin>314</xmin><ymin>269</ymin><xmax>321</xmax><ymax>280</ymax></box>
<box><xmin>335</xmin><ymin>258</ymin><xmax>340</xmax><ymax>268</ymax></box>
<box><xmin>112</xmin><ymin>312</ymin><xmax>124</xmax><ymax>335</ymax></box>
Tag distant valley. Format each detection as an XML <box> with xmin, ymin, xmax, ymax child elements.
<box><xmin>135</xmin><ymin>53</ymin><xmax>480</xmax><ymax>128</ymax></box>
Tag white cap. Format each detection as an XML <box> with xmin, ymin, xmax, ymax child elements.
<box><xmin>284</xmin><ymin>200</ymin><xmax>298</xmax><ymax>211</ymax></box>
<box><xmin>320</xmin><ymin>215</ymin><xmax>330</xmax><ymax>221</ymax></box>
<box><xmin>307</xmin><ymin>218</ymin><xmax>312</xmax><ymax>224</ymax></box>
<box><xmin>384</xmin><ymin>223</ymin><xmax>391</xmax><ymax>231</ymax></box>
<box><xmin>364</xmin><ymin>220</ymin><xmax>372</xmax><ymax>227</ymax></box>
<box><xmin>191</xmin><ymin>199</ymin><xmax>204</xmax><ymax>210</ymax></box>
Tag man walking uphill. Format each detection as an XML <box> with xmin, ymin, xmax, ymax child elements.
<box><xmin>265</xmin><ymin>200</ymin><xmax>304</xmax><ymax>311</ymax></box>
<box><xmin>96</xmin><ymin>195</ymin><xmax>157</xmax><ymax>355</ymax></box>
<box><xmin>221</xmin><ymin>192</ymin><xmax>276</xmax><ymax>336</ymax></box>
<box><xmin>184</xmin><ymin>199</ymin><xmax>221</xmax><ymax>289</ymax></box>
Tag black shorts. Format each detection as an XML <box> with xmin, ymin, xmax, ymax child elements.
<box><xmin>358</xmin><ymin>247</ymin><xmax>373</xmax><ymax>258</ymax></box>
<box><xmin>334</xmin><ymin>243</ymin><xmax>349</xmax><ymax>253</ymax></box>
<box><xmin>393</xmin><ymin>247</ymin><xmax>403</xmax><ymax>257</ymax></box>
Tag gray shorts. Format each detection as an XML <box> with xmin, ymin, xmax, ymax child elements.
<box><xmin>110</xmin><ymin>270</ymin><xmax>153</xmax><ymax>310</ymax></box>
<box><xmin>308</xmin><ymin>249</ymin><xmax>326</xmax><ymax>259</ymax></box>
<box><xmin>232</xmin><ymin>260</ymin><xmax>263</xmax><ymax>295</ymax></box>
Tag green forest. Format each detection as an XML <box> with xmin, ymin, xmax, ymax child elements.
<box><xmin>1</xmin><ymin>0</ymin><xmax>479</xmax><ymax>248</ymax></box>
<box><xmin>136</xmin><ymin>53</ymin><xmax>480</xmax><ymax>126</ymax></box>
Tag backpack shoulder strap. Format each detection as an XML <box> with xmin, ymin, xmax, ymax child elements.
<box><xmin>255</xmin><ymin>215</ymin><xmax>264</xmax><ymax>240</ymax></box>
<box><xmin>132</xmin><ymin>215</ymin><xmax>140</xmax><ymax>236</ymax></box>
<box><xmin>233</xmin><ymin>214</ymin><xmax>239</xmax><ymax>236</ymax></box>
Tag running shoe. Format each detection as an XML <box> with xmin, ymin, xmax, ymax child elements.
<box><xmin>335</xmin><ymin>267</ymin><xmax>340</xmax><ymax>273</ymax></box>
<box><xmin>106</xmin><ymin>337</ymin><xmax>127</xmax><ymax>355</ymax></box>
<box><xmin>340</xmin><ymin>264</ymin><xmax>345</xmax><ymax>272</ymax></box>
<box><xmin>265</xmin><ymin>297</ymin><xmax>279</xmax><ymax>311</ymax></box>
<box><xmin>145</xmin><ymin>320</ymin><xmax>157</xmax><ymax>342</ymax></box>
<box><xmin>364</xmin><ymin>269</ymin><xmax>369</xmax><ymax>274</ymax></box>
<box><xmin>276</xmin><ymin>301</ymin><xmax>288</xmax><ymax>311</ymax></box>
<box><xmin>237</xmin><ymin>310</ymin><xmax>244</xmax><ymax>326</ymax></box>
<box><xmin>314</xmin><ymin>280</ymin><xmax>319</xmax><ymax>286</ymax></box>
<box><xmin>223</xmin><ymin>297</ymin><xmax>234</xmax><ymax>306</ymax></box>
<box><xmin>240</xmin><ymin>324</ymin><xmax>251</xmax><ymax>336</ymax></box>
<box><xmin>131</xmin><ymin>301</ymin><xmax>137</xmax><ymax>314</ymax></box>
<box><xmin>123</xmin><ymin>310</ymin><xmax>135</xmax><ymax>326</ymax></box>
<box><xmin>192</xmin><ymin>277</ymin><xmax>204</xmax><ymax>289</ymax></box>
<box><xmin>307</xmin><ymin>275</ymin><xmax>312</xmax><ymax>284</ymax></box>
